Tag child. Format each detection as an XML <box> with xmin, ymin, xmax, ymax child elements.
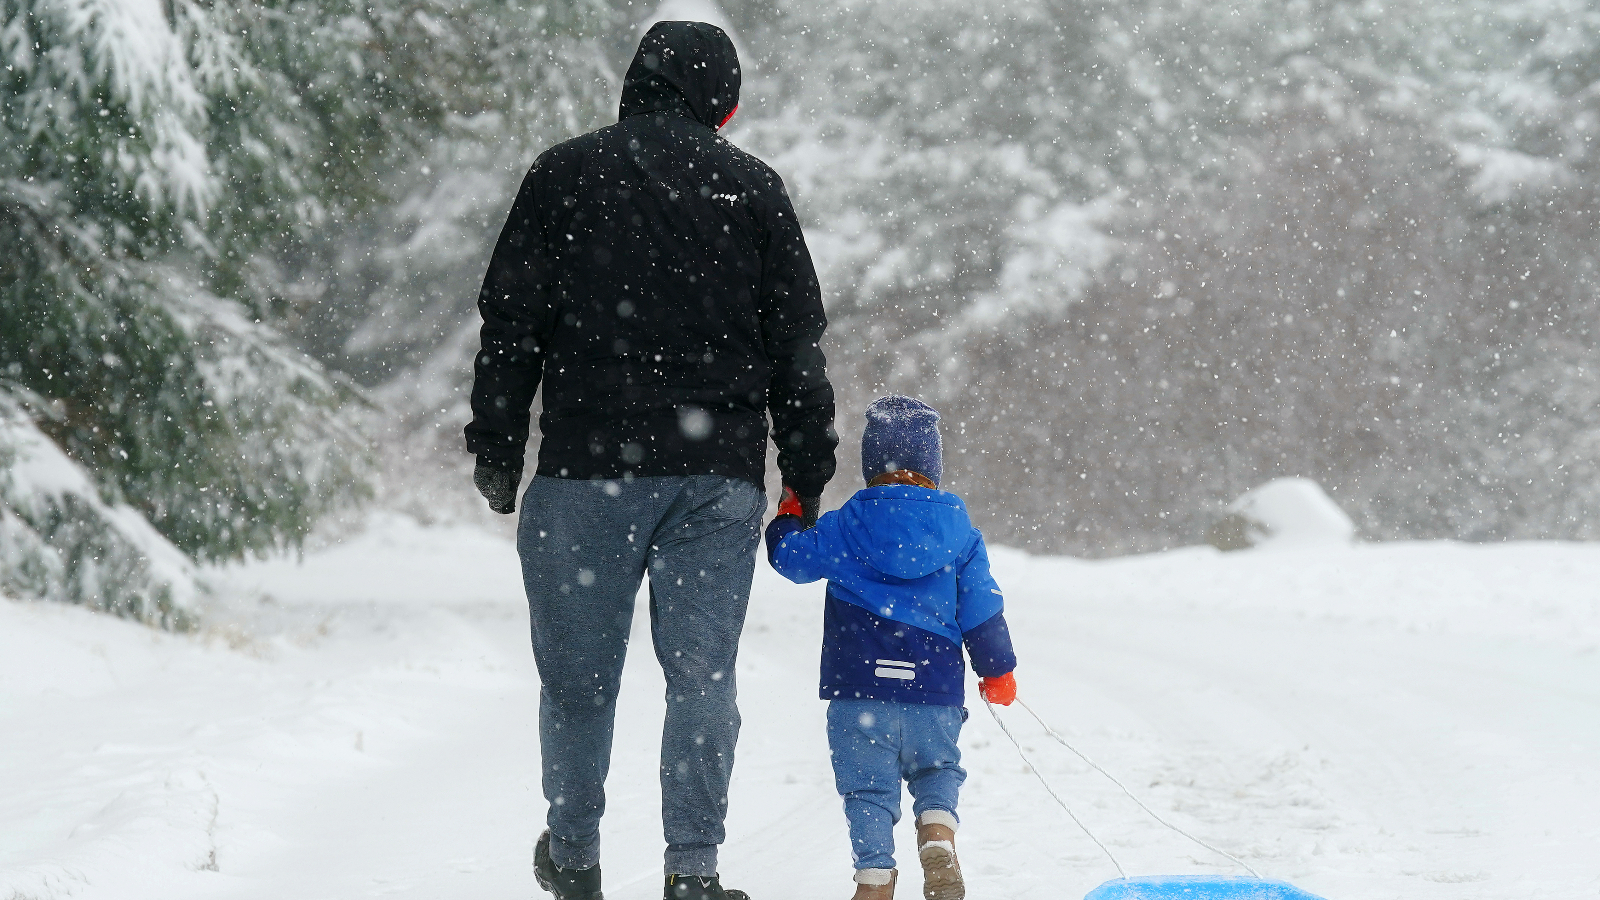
<box><xmin>765</xmin><ymin>396</ymin><xmax>1018</xmax><ymax>900</ymax></box>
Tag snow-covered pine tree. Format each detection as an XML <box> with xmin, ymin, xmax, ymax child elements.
<box><xmin>0</xmin><ymin>0</ymin><xmax>371</xmax><ymax>620</ymax></box>
<box><xmin>3</xmin><ymin>0</ymin><xmax>626</xmax><ymax>619</ymax></box>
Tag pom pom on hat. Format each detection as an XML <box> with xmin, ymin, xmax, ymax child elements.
<box><xmin>861</xmin><ymin>395</ymin><xmax>942</xmax><ymax>487</ymax></box>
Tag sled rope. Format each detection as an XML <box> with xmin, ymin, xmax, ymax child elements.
<box><xmin>984</xmin><ymin>700</ymin><xmax>1127</xmax><ymax>878</ymax></box>
<box><xmin>1015</xmin><ymin>697</ymin><xmax>1262</xmax><ymax>878</ymax></box>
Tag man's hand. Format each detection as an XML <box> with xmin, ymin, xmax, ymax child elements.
<box><xmin>979</xmin><ymin>671</ymin><xmax>1017</xmax><ymax>706</ymax></box>
<box><xmin>474</xmin><ymin>458</ymin><xmax>522</xmax><ymax>515</ymax></box>
<box><xmin>777</xmin><ymin>486</ymin><xmax>822</xmax><ymax>528</ymax></box>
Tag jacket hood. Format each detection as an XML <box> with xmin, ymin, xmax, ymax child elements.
<box><xmin>619</xmin><ymin>21</ymin><xmax>741</xmax><ymax>130</ymax></box>
<box><xmin>837</xmin><ymin>485</ymin><xmax>973</xmax><ymax>580</ymax></box>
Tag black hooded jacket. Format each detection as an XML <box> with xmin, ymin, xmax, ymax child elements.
<box><xmin>465</xmin><ymin>21</ymin><xmax>837</xmax><ymax>497</ymax></box>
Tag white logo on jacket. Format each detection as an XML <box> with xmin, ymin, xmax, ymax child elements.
<box><xmin>874</xmin><ymin>659</ymin><xmax>916</xmax><ymax>680</ymax></box>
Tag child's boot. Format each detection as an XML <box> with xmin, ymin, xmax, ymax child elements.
<box><xmin>915</xmin><ymin>812</ymin><xmax>963</xmax><ymax>900</ymax></box>
<box><xmin>851</xmin><ymin>868</ymin><xmax>896</xmax><ymax>900</ymax></box>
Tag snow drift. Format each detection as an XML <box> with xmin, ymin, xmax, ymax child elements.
<box><xmin>1209</xmin><ymin>478</ymin><xmax>1356</xmax><ymax>551</ymax></box>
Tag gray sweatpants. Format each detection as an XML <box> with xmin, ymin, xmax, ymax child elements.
<box><xmin>517</xmin><ymin>474</ymin><xmax>766</xmax><ymax>876</ymax></box>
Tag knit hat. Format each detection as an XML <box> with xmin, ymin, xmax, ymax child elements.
<box><xmin>861</xmin><ymin>396</ymin><xmax>942</xmax><ymax>487</ymax></box>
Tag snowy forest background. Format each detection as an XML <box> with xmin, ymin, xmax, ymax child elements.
<box><xmin>5</xmin><ymin>0</ymin><xmax>1600</xmax><ymax>625</ymax></box>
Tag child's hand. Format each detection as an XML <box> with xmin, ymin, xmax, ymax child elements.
<box><xmin>777</xmin><ymin>486</ymin><xmax>804</xmax><ymax>519</ymax></box>
<box><xmin>979</xmin><ymin>671</ymin><xmax>1017</xmax><ymax>706</ymax></box>
<box><xmin>777</xmin><ymin>486</ymin><xmax>821</xmax><ymax>527</ymax></box>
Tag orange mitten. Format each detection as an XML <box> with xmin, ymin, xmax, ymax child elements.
<box><xmin>979</xmin><ymin>671</ymin><xmax>1017</xmax><ymax>706</ymax></box>
<box><xmin>777</xmin><ymin>486</ymin><xmax>804</xmax><ymax>519</ymax></box>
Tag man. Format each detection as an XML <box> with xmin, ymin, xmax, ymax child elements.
<box><xmin>465</xmin><ymin>20</ymin><xmax>836</xmax><ymax>900</ymax></box>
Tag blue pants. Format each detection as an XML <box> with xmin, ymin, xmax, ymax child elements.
<box><xmin>518</xmin><ymin>475</ymin><xmax>766</xmax><ymax>876</ymax></box>
<box><xmin>827</xmin><ymin>700</ymin><xmax>967</xmax><ymax>871</ymax></box>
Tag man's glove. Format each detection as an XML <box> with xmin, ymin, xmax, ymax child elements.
<box><xmin>777</xmin><ymin>486</ymin><xmax>822</xmax><ymax>529</ymax></box>
<box><xmin>979</xmin><ymin>671</ymin><xmax>1017</xmax><ymax>706</ymax></box>
<box><xmin>474</xmin><ymin>458</ymin><xmax>522</xmax><ymax>515</ymax></box>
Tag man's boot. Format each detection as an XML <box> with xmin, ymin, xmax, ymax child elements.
<box><xmin>851</xmin><ymin>868</ymin><xmax>896</xmax><ymax>900</ymax></box>
<box><xmin>535</xmin><ymin>831</ymin><xmax>604</xmax><ymax>900</ymax></box>
<box><xmin>665</xmin><ymin>874</ymin><xmax>751</xmax><ymax>900</ymax></box>
<box><xmin>915</xmin><ymin>812</ymin><xmax>964</xmax><ymax>900</ymax></box>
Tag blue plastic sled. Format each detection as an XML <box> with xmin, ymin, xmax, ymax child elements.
<box><xmin>1085</xmin><ymin>876</ymin><xmax>1328</xmax><ymax>900</ymax></box>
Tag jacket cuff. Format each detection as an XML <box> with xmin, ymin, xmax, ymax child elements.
<box><xmin>475</xmin><ymin>453</ymin><xmax>524</xmax><ymax>473</ymax></box>
<box><xmin>764</xmin><ymin>515</ymin><xmax>804</xmax><ymax>568</ymax></box>
<box><xmin>962</xmin><ymin>612</ymin><xmax>1018</xmax><ymax>678</ymax></box>
<box><xmin>782</xmin><ymin>472</ymin><xmax>829</xmax><ymax>499</ymax></box>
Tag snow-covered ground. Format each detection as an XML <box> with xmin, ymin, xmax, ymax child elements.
<box><xmin>3</xmin><ymin>514</ymin><xmax>1598</xmax><ymax>900</ymax></box>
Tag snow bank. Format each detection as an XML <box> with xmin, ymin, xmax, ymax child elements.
<box><xmin>1210</xmin><ymin>478</ymin><xmax>1355</xmax><ymax>551</ymax></box>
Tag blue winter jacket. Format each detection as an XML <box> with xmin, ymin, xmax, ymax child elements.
<box><xmin>765</xmin><ymin>485</ymin><xmax>1017</xmax><ymax>707</ymax></box>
